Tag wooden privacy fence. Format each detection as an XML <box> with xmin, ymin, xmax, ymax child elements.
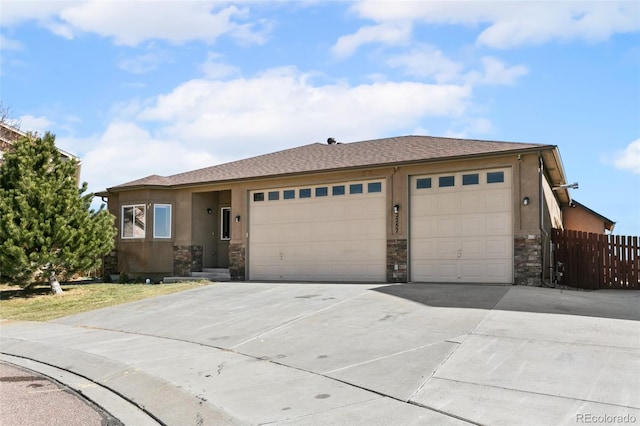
<box><xmin>552</xmin><ymin>229</ymin><xmax>639</xmax><ymax>290</ymax></box>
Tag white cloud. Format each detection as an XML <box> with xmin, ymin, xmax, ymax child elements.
<box><xmin>332</xmin><ymin>23</ymin><xmax>412</xmax><ymax>57</ymax></box>
<box><xmin>386</xmin><ymin>45</ymin><xmax>463</xmax><ymax>83</ymax></box>
<box><xmin>0</xmin><ymin>1</ymin><xmax>69</xmax><ymax>27</ymax></box>
<box><xmin>349</xmin><ymin>1</ymin><xmax>640</xmax><ymax>49</ymax></box>
<box><xmin>386</xmin><ymin>48</ymin><xmax>527</xmax><ymax>86</ymax></box>
<box><xmin>465</xmin><ymin>57</ymin><xmax>529</xmax><ymax>86</ymax></box>
<box><xmin>69</xmin><ymin>65</ymin><xmax>475</xmax><ymax>195</ymax></box>
<box><xmin>137</xmin><ymin>66</ymin><xmax>471</xmax><ymax>158</ymax></box>
<box><xmin>444</xmin><ymin>117</ymin><xmax>493</xmax><ymax>139</ymax></box>
<box><xmin>614</xmin><ymin>139</ymin><xmax>640</xmax><ymax>174</ymax></box>
<box><xmin>76</xmin><ymin>122</ymin><xmax>218</xmax><ymax>193</ymax></box>
<box><xmin>199</xmin><ymin>52</ymin><xmax>239</xmax><ymax>79</ymax></box>
<box><xmin>2</xmin><ymin>1</ymin><xmax>270</xmax><ymax>47</ymax></box>
<box><xmin>18</xmin><ymin>114</ymin><xmax>54</xmax><ymax>135</ymax></box>
<box><xmin>0</xmin><ymin>34</ymin><xmax>23</xmax><ymax>50</ymax></box>
<box><xmin>118</xmin><ymin>47</ymin><xmax>172</xmax><ymax>74</ymax></box>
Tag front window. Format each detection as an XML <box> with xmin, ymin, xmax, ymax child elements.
<box><xmin>221</xmin><ymin>207</ymin><xmax>231</xmax><ymax>240</ymax></box>
<box><xmin>122</xmin><ymin>205</ymin><xmax>146</xmax><ymax>239</ymax></box>
<box><xmin>153</xmin><ymin>204</ymin><xmax>171</xmax><ymax>238</ymax></box>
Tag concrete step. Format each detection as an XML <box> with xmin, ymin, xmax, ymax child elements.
<box><xmin>164</xmin><ymin>268</ymin><xmax>230</xmax><ymax>283</ymax></box>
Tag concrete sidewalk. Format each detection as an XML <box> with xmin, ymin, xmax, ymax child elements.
<box><xmin>1</xmin><ymin>283</ymin><xmax>639</xmax><ymax>425</ymax></box>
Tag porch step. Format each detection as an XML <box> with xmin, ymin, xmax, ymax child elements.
<box><xmin>163</xmin><ymin>268</ymin><xmax>230</xmax><ymax>284</ymax></box>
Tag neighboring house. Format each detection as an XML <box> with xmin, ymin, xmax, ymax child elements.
<box><xmin>0</xmin><ymin>122</ymin><xmax>81</xmax><ymax>181</ymax></box>
<box><xmin>100</xmin><ymin>135</ymin><xmax>581</xmax><ymax>286</ymax></box>
<box><xmin>562</xmin><ymin>200</ymin><xmax>615</xmax><ymax>234</ymax></box>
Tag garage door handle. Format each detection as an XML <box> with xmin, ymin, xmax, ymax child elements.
<box><xmin>457</xmin><ymin>250</ymin><xmax>462</xmax><ymax>258</ymax></box>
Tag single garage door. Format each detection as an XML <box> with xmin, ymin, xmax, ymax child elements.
<box><xmin>249</xmin><ymin>180</ymin><xmax>386</xmax><ymax>282</ymax></box>
<box><xmin>410</xmin><ymin>169</ymin><xmax>513</xmax><ymax>283</ymax></box>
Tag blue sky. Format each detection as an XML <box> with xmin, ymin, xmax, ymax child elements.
<box><xmin>1</xmin><ymin>1</ymin><xmax>639</xmax><ymax>235</ymax></box>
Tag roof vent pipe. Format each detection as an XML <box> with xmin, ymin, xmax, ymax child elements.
<box><xmin>327</xmin><ymin>137</ymin><xmax>336</xmax><ymax>144</ymax></box>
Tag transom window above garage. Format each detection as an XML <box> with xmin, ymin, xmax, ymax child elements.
<box><xmin>268</xmin><ymin>191</ymin><xmax>279</xmax><ymax>201</ymax></box>
<box><xmin>414</xmin><ymin>169</ymin><xmax>509</xmax><ymax>191</ymax></box>
<box><xmin>251</xmin><ymin>180</ymin><xmax>384</xmax><ymax>203</ymax></box>
<box><xmin>299</xmin><ymin>188</ymin><xmax>311</xmax><ymax>198</ymax></box>
<box><xmin>439</xmin><ymin>176</ymin><xmax>455</xmax><ymax>187</ymax></box>
<box><xmin>368</xmin><ymin>182</ymin><xmax>382</xmax><ymax>193</ymax></box>
<box><xmin>487</xmin><ymin>171</ymin><xmax>505</xmax><ymax>183</ymax></box>
<box><xmin>463</xmin><ymin>173</ymin><xmax>479</xmax><ymax>185</ymax></box>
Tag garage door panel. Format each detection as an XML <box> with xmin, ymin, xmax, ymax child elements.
<box><xmin>411</xmin><ymin>218</ymin><xmax>438</xmax><ymax>235</ymax></box>
<box><xmin>485</xmin><ymin>191</ymin><xmax>510</xmax><ymax>212</ymax></box>
<box><xmin>459</xmin><ymin>215</ymin><xmax>486</xmax><ymax>234</ymax></box>
<box><xmin>460</xmin><ymin>239</ymin><xmax>484</xmax><ymax>257</ymax></box>
<box><xmin>486</xmin><ymin>214</ymin><xmax>511</xmax><ymax>234</ymax></box>
<box><xmin>411</xmin><ymin>240</ymin><xmax>437</xmax><ymax>257</ymax></box>
<box><xmin>411</xmin><ymin>198</ymin><xmax>437</xmax><ymax>216</ymax></box>
<box><xmin>486</xmin><ymin>238</ymin><xmax>512</xmax><ymax>256</ymax></box>
<box><xmin>410</xmin><ymin>169</ymin><xmax>513</xmax><ymax>284</ymax></box>
<box><xmin>436</xmin><ymin>240</ymin><xmax>459</xmax><ymax>257</ymax></box>
<box><xmin>436</xmin><ymin>194</ymin><xmax>458</xmax><ymax>214</ymax></box>
<box><xmin>461</xmin><ymin>263</ymin><xmax>483</xmax><ymax>280</ymax></box>
<box><xmin>460</xmin><ymin>193</ymin><xmax>483</xmax><ymax>210</ymax></box>
<box><xmin>437</xmin><ymin>263</ymin><xmax>459</xmax><ymax>281</ymax></box>
<box><xmin>486</xmin><ymin>263</ymin><xmax>509</xmax><ymax>280</ymax></box>
<box><xmin>437</xmin><ymin>218</ymin><xmax>458</xmax><ymax>235</ymax></box>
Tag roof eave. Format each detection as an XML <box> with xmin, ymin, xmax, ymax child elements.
<box><xmin>107</xmin><ymin>144</ymin><xmax>556</xmax><ymax>193</ymax></box>
<box><xmin>541</xmin><ymin>147</ymin><xmax>571</xmax><ymax>205</ymax></box>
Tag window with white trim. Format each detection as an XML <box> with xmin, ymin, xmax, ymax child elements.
<box><xmin>153</xmin><ymin>204</ymin><xmax>171</xmax><ymax>239</ymax></box>
<box><xmin>122</xmin><ymin>205</ymin><xmax>146</xmax><ymax>239</ymax></box>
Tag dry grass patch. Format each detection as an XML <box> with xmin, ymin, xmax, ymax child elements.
<box><xmin>0</xmin><ymin>282</ymin><xmax>211</xmax><ymax>322</ymax></box>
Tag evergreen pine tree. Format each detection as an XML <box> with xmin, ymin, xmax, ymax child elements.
<box><xmin>0</xmin><ymin>132</ymin><xmax>116</xmax><ymax>293</ymax></box>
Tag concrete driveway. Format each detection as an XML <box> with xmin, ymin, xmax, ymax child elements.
<box><xmin>1</xmin><ymin>282</ymin><xmax>639</xmax><ymax>425</ymax></box>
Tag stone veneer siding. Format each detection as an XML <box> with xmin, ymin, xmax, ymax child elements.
<box><xmin>102</xmin><ymin>250</ymin><xmax>118</xmax><ymax>277</ymax></box>
<box><xmin>514</xmin><ymin>235</ymin><xmax>543</xmax><ymax>286</ymax></box>
<box><xmin>387</xmin><ymin>239</ymin><xmax>408</xmax><ymax>283</ymax></box>
<box><xmin>173</xmin><ymin>245</ymin><xmax>203</xmax><ymax>276</ymax></box>
<box><xmin>229</xmin><ymin>243</ymin><xmax>246</xmax><ymax>281</ymax></box>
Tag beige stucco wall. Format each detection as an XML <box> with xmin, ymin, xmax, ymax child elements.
<box><xmin>111</xmin><ymin>188</ymin><xmax>177</xmax><ymax>275</ymax></box>
<box><xmin>563</xmin><ymin>206</ymin><xmax>607</xmax><ymax>234</ymax></box>
<box><xmin>542</xmin><ymin>177</ymin><xmax>563</xmax><ymax>230</ymax></box>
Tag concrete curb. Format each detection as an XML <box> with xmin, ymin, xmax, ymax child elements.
<box><xmin>0</xmin><ymin>338</ymin><xmax>245</xmax><ymax>426</ymax></box>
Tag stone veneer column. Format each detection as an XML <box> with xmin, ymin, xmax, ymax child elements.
<box><xmin>173</xmin><ymin>245</ymin><xmax>191</xmax><ymax>276</ymax></box>
<box><xmin>190</xmin><ymin>245</ymin><xmax>203</xmax><ymax>273</ymax></box>
<box><xmin>229</xmin><ymin>243</ymin><xmax>246</xmax><ymax>281</ymax></box>
<box><xmin>173</xmin><ymin>245</ymin><xmax>203</xmax><ymax>276</ymax></box>
<box><xmin>514</xmin><ymin>234</ymin><xmax>543</xmax><ymax>286</ymax></box>
<box><xmin>387</xmin><ymin>239</ymin><xmax>408</xmax><ymax>283</ymax></box>
<box><xmin>102</xmin><ymin>250</ymin><xmax>118</xmax><ymax>277</ymax></box>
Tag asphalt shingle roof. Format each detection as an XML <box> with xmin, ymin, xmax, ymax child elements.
<box><xmin>110</xmin><ymin>135</ymin><xmax>552</xmax><ymax>190</ymax></box>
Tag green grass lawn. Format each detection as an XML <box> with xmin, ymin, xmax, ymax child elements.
<box><xmin>0</xmin><ymin>282</ymin><xmax>211</xmax><ymax>321</ymax></box>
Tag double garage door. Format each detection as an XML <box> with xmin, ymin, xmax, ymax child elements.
<box><xmin>249</xmin><ymin>180</ymin><xmax>386</xmax><ymax>282</ymax></box>
<box><xmin>248</xmin><ymin>169</ymin><xmax>513</xmax><ymax>283</ymax></box>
